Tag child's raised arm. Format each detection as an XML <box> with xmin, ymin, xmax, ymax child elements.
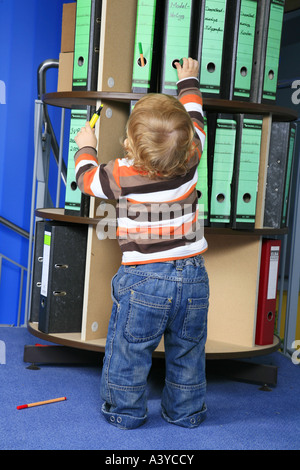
<box><xmin>175</xmin><ymin>57</ymin><xmax>199</xmax><ymax>81</ymax></box>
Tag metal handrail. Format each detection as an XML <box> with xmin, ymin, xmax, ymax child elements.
<box><xmin>37</xmin><ymin>59</ymin><xmax>67</xmax><ymax>184</ymax></box>
<box><xmin>0</xmin><ymin>216</ymin><xmax>29</xmax><ymax>239</ymax></box>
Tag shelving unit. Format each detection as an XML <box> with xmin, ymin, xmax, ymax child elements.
<box><xmin>25</xmin><ymin>2</ymin><xmax>297</xmax><ymax>386</ymax></box>
<box><xmin>28</xmin><ymin>87</ymin><xmax>296</xmax><ymax>362</ymax></box>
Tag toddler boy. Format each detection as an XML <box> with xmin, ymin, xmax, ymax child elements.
<box><xmin>74</xmin><ymin>58</ymin><xmax>209</xmax><ymax>429</ymax></box>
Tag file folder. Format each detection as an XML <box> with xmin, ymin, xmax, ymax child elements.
<box><xmin>160</xmin><ymin>0</ymin><xmax>196</xmax><ymax>95</ymax></box>
<box><xmin>197</xmin><ymin>0</ymin><xmax>227</xmax><ymax>98</ymax></box>
<box><xmin>39</xmin><ymin>222</ymin><xmax>88</xmax><ymax>334</ymax></box>
<box><xmin>249</xmin><ymin>0</ymin><xmax>270</xmax><ymax>102</ymax></box>
<box><xmin>231</xmin><ymin>0</ymin><xmax>259</xmax><ymax>101</ymax></box>
<box><xmin>209</xmin><ymin>114</ymin><xmax>237</xmax><ymax>226</ymax></box>
<box><xmin>64</xmin><ymin>108</ymin><xmax>93</xmax><ymax>216</ymax></box>
<box><xmin>30</xmin><ymin>221</ymin><xmax>46</xmax><ymax>323</ymax></box>
<box><xmin>255</xmin><ymin>239</ymin><xmax>281</xmax><ymax>345</ymax></box>
<box><xmin>281</xmin><ymin>122</ymin><xmax>296</xmax><ymax>227</ymax></box>
<box><xmin>72</xmin><ymin>0</ymin><xmax>102</xmax><ymax>91</ymax></box>
<box><xmin>261</xmin><ymin>0</ymin><xmax>285</xmax><ymax>103</ymax></box>
<box><xmin>196</xmin><ymin>114</ymin><xmax>209</xmax><ymax>225</ymax></box>
<box><xmin>263</xmin><ymin>122</ymin><xmax>293</xmax><ymax>228</ymax></box>
<box><xmin>132</xmin><ymin>0</ymin><xmax>165</xmax><ymax>93</ymax></box>
<box><xmin>219</xmin><ymin>0</ymin><xmax>241</xmax><ymax>100</ymax></box>
<box><xmin>231</xmin><ymin>115</ymin><xmax>263</xmax><ymax>229</ymax></box>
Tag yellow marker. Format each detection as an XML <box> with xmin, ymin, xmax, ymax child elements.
<box><xmin>89</xmin><ymin>105</ymin><xmax>103</xmax><ymax>128</ymax></box>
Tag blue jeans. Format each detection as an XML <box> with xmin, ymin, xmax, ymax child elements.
<box><xmin>100</xmin><ymin>255</ymin><xmax>209</xmax><ymax>429</ymax></box>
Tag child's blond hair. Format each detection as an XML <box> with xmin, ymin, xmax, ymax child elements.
<box><xmin>124</xmin><ymin>93</ymin><xmax>195</xmax><ymax>179</ymax></box>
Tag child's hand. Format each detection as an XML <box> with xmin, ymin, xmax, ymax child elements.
<box><xmin>75</xmin><ymin>122</ymin><xmax>97</xmax><ymax>149</ymax></box>
<box><xmin>175</xmin><ymin>57</ymin><xmax>199</xmax><ymax>81</ymax></box>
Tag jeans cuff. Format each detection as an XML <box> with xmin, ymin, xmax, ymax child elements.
<box><xmin>161</xmin><ymin>403</ymin><xmax>207</xmax><ymax>428</ymax></box>
<box><xmin>101</xmin><ymin>403</ymin><xmax>147</xmax><ymax>430</ymax></box>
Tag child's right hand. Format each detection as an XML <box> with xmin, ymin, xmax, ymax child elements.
<box><xmin>75</xmin><ymin>122</ymin><xmax>98</xmax><ymax>150</ymax></box>
<box><xmin>175</xmin><ymin>57</ymin><xmax>199</xmax><ymax>81</ymax></box>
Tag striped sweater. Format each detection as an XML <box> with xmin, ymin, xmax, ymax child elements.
<box><xmin>74</xmin><ymin>77</ymin><xmax>207</xmax><ymax>265</ymax></box>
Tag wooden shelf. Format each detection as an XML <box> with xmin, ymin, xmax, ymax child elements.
<box><xmin>27</xmin><ymin>321</ymin><xmax>281</xmax><ymax>360</ymax></box>
<box><xmin>43</xmin><ymin>91</ymin><xmax>298</xmax><ymax>122</ymax></box>
<box><xmin>35</xmin><ymin>208</ymin><xmax>289</xmax><ymax>235</ymax></box>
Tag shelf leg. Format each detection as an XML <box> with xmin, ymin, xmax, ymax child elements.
<box><xmin>23</xmin><ymin>344</ymin><xmax>102</xmax><ymax>368</ymax></box>
<box><xmin>206</xmin><ymin>359</ymin><xmax>278</xmax><ymax>388</ymax></box>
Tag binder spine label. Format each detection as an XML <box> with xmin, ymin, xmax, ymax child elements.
<box><xmin>233</xmin><ymin>0</ymin><xmax>258</xmax><ymax>99</ymax></box>
<box><xmin>163</xmin><ymin>0</ymin><xmax>193</xmax><ymax>92</ymax></box>
<box><xmin>73</xmin><ymin>0</ymin><xmax>92</xmax><ymax>88</ymax></box>
<box><xmin>132</xmin><ymin>0</ymin><xmax>157</xmax><ymax>91</ymax></box>
<box><xmin>267</xmin><ymin>246</ymin><xmax>280</xmax><ymax>299</ymax></box>
<box><xmin>235</xmin><ymin>118</ymin><xmax>262</xmax><ymax>224</ymax></box>
<box><xmin>65</xmin><ymin>109</ymin><xmax>88</xmax><ymax>212</ymax></box>
<box><xmin>262</xmin><ymin>0</ymin><xmax>285</xmax><ymax>101</ymax></box>
<box><xmin>40</xmin><ymin>231</ymin><xmax>51</xmax><ymax>298</ymax></box>
<box><xmin>210</xmin><ymin>118</ymin><xmax>237</xmax><ymax>223</ymax></box>
<box><xmin>199</xmin><ymin>0</ymin><xmax>227</xmax><ymax>94</ymax></box>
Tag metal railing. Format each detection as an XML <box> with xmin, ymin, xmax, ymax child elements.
<box><xmin>0</xmin><ymin>59</ymin><xmax>66</xmax><ymax>327</ymax></box>
<box><xmin>0</xmin><ymin>254</ymin><xmax>27</xmax><ymax>327</ymax></box>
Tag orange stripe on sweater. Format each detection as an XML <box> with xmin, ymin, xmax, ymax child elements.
<box><xmin>82</xmin><ymin>166</ymin><xmax>98</xmax><ymax>194</ymax></box>
<box><xmin>180</xmin><ymin>94</ymin><xmax>203</xmax><ymax>106</ymax></box>
<box><xmin>75</xmin><ymin>153</ymin><xmax>98</xmax><ymax>167</ymax></box>
<box><xmin>194</xmin><ymin>121</ymin><xmax>206</xmax><ymax>137</ymax></box>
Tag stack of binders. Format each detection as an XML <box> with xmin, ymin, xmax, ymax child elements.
<box><xmin>64</xmin><ymin>0</ymin><xmax>102</xmax><ymax>217</ymax></box>
<box><xmin>146</xmin><ymin>0</ymin><xmax>285</xmax><ymax>101</ymax></box>
<box><xmin>206</xmin><ymin>113</ymin><xmax>268</xmax><ymax>230</ymax></box>
<box><xmin>38</xmin><ymin>222</ymin><xmax>88</xmax><ymax>334</ymax></box>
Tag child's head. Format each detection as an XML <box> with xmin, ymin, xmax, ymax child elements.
<box><xmin>124</xmin><ymin>93</ymin><xmax>195</xmax><ymax>179</ymax></box>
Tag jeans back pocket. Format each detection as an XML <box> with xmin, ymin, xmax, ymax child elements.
<box><xmin>124</xmin><ymin>290</ymin><xmax>172</xmax><ymax>343</ymax></box>
<box><xmin>180</xmin><ymin>297</ymin><xmax>208</xmax><ymax>343</ymax></box>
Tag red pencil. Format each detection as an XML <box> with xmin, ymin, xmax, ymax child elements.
<box><xmin>17</xmin><ymin>397</ymin><xmax>67</xmax><ymax>410</ymax></box>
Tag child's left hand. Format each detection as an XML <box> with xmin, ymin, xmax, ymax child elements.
<box><xmin>75</xmin><ymin>122</ymin><xmax>97</xmax><ymax>149</ymax></box>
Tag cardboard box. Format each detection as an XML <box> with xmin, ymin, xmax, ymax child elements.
<box><xmin>61</xmin><ymin>3</ymin><xmax>76</xmax><ymax>53</ymax></box>
<box><xmin>57</xmin><ymin>52</ymin><xmax>74</xmax><ymax>92</ymax></box>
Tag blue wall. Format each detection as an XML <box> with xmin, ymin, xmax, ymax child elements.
<box><xmin>0</xmin><ymin>0</ymin><xmax>73</xmax><ymax>325</ymax></box>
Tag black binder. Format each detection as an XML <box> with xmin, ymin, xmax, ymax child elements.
<box><xmin>30</xmin><ymin>221</ymin><xmax>46</xmax><ymax>323</ymax></box>
<box><xmin>260</xmin><ymin>0</ymin><xmax>285</xmax><ymax>103</ymax></box>
<box><xmin>281</xmin><ymin>122</ymin><xmax>296</xmax><ymax>228</ymax></box>
<box><xmin>208</xmin><ymin>113</ymin><xmax>237</xmax><ymax>227</ymax></box>
<box><xmin>131</xmin><ymin>0</ymin><xmax>165</xmax><ymax>93</ymax></box>
<box><xmin>219</xmin><ymin>0</ymin><xmax>242</xmax><ymax>100</ymax></box>
<box><xmin>160</xmin><ymin>0</ymin><xmax>196</xmax><ymax>95</ymax></box>
<box><xmin>196</xmin><ymin>0</ymin><xmax>228</xmax><ymax>98</ymax></box>
<box><xmin>250</xmin><ymin>0</ymin><xmax>285</xmax><ymax>103</ymax></box>
<box><xmin>263</xmin><ymin>122</ymin><xmax>290</xmax><ymax>228</ymax></box>
<box><xmin>64</xmin><ymin>107</ymin><xmax>94</xmax><ymax>217</ymax></box>
<box><xmin>38</xmin><ymin>222</ymin><xmax>88</xmax><ymax>334</ymax></box>
<box><xmin>72</xmin><ymin>0</ymin><xmax>102</xmax><ymax>92</ymax></box>
<box><xmin>231</xmin><ymin>114</ymin><xmax>263</xmax><ymax>229</ymax></box>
